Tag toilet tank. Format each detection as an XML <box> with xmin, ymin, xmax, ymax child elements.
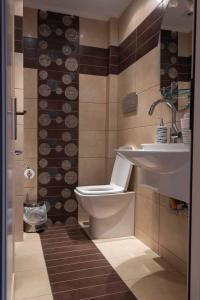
<box><xmin>110</xmin><ymin>154</ymin><xmax>133</xmax><ymax>191</ymax></box>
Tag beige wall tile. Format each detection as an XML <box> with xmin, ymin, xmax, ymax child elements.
<box><xmin>135</xmin><ymin>227</ymin><xmax>159</xmax><ymax>254</ymax></box>
<box><xmin>79</xmin><ymin>74</ymin><xmax>107</xmax><ymax>103</ymax></box>
<box><xmin>106</xmin><ymin>131</ymin><xmax>117</xmax><ymax>158</ymax></box>
<box><xmin>24</xmin><ymin>68</ymin><xmax>38</xmax><ymax>99</ymax></box>
<box><xmin>178</xmin><ymin>32</ymin><xmax>192</xmax><ymax>57</ymax></box>
<box><xmin>108</xmin><ymin>18</ymin><xmax>119</xmax><ymax>46</ymax></box>
<box><xmin>23</xmin><ymin>7</ymin><xmax>38</xmax><ymax>38</ymax></box>
<box><xmin>15</xmin><ymin>88</ymin><xmax>24</xmax><ymax>112</ymax></box>
<box><xmin>15</xmin><ymin>196</ymin><xmax>24</xmax><ymax>242</ymax></box>
<box><xmin>118</xmin><ymin>125</ymin><xmax>157</xmax><ymax>148</ymax></box>
<box><xmin>15</xmin><ymin>161</ymin><xmax>24</xmax><ymax>196</ymax></box>
<box><xmin>159</xmin><ymin>205</ymin><xmax>188</xmax><ymax>263</ymax></box>
<box><xmin>14</xmin><ymin>53</ymin><xmax>23</xmax><ymax>89</ymax></box>
<box><xmin>136</xmin><ymin>48</ymin><xmax>160</xmax><ymax>94</ymax></box>
<box><xmin>107</xmin><ymin>102</ymin><xmax>118</xmax><ymax>130</ymax></box>
<box><xmin>24</xmin><ymin>187</ymin><xmax>37</xmax><ymax>202</ymax></box>
<box><xmin>15</xmin><ymin>124</ymin><xmax>24</xmax><ymax>161</ymax></box>
<box><xmin>14</xmin><ymin>0</ymin><xmax>23</xmax><ymax>16</ymax></box>
<box><xmin>118</xmin><ymin>63</ymin><xmax>136</xmax><ymax>99</ymax></box>
<box><xmin>79</xmin><ymin>131</ymin><xmax>106</xmax><ymax>158</ymax></box>
<box><xmin>79</xmin><ymin>103</ymin><xmax>106</xmax><ymax>131</ymax></box>
<box><xmin>79</xmin><ymin>158</ymin><xmax>106</xmax><ymax>185</ymax></box>
<box><xmin>107</xmin><ymin>75</ymin><xmax>119</xmax><ymax>102</ymax></box>
<box><xmin>24</xmin><ymin>99</ymin><xmax>37</xmax><ymax>129</ymax></box>
<box><xmin>80</xmin><ymin>17</ymin><xmax>108</xmax><ymax>48</ymax></box>
<box><xmin>135</xmin><ymin>194</ymin><xmax>160</xmax><ymax>244</ymax></box>
<box><xmin>24</xmin><ymin>158</ymin><xmax>37</xmax><ymax>188</ymax></box>
<box><xmin>24</xmin><ymin>128</ymin><xmax>37</xmax><ymax>159</ymax></box>
<box><xmin>119</xmin><ymin>0</ymin><xmax>162</xmax><ymax>43</ymax></box>
<box><xmin>118</xmin><ymin>85</ymin><xmax>161</xmax><ymax>131</ymax></box>
<box><xmin>158</xmin><ymin>244</ymin><xmax>187</xmax><ymax>275</ymax></box>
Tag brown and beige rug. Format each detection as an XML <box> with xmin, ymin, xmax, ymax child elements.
<box><xmin>40</xmin><ymin>224</ymin><xmax>137</xmax><ymax>300</ymax></box>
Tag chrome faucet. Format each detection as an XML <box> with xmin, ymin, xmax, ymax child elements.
<box><xmin>148</xmin><ymin>98</ymin><xmax>180</xmax><ymax>143</ymax></box>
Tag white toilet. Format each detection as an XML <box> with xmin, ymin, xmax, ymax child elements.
<box><xmin>75</xmin><ymin>154</ymin><xmax>135</xmax><ymax>239</ymax></box>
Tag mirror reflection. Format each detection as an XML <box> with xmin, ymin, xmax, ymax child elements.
<box><xmin>160</xmin><ymin>0</ymin><xmax>193</xmax><ymax>110</ymax></box>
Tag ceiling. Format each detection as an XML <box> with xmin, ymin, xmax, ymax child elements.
<box><xmin>24</xmin><ymin>0</ymin><xmax>132</xmax><ymax>21</ymax></box>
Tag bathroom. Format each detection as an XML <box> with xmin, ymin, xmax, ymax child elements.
<box><xmin>1</xmin><ymin>0</ymin><xmax>199</xmax><ymax>299</ymax></box>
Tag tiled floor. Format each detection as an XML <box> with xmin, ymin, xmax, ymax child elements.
<box><xmin>15</xmin><ymin>232</ymin><xmax>53</xmax><ymax>300</ymax></box>
<box><xmin>15</xmin><ymin>227</ymin><xmax>187</xmax><ymax>300</ymax></box>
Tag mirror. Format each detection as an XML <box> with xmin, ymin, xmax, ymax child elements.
<box><xmin>160</xmin><ymin>0</ymin><xmax>193</xmax><ymax>110</ymax></box>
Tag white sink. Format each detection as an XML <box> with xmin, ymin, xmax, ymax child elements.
<box><xmin>117</xmin><ymin>143</ymin><xmax>190</xmax><ymax>174</ymax></box>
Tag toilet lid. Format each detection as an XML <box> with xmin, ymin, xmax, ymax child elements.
<box><xmin>110</xmin><ymin>154</ymin><xmax>133</xmax><ymax>191</ymax></box>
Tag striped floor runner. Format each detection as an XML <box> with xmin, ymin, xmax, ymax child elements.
<box><xmin>40</xmin><ymin>224</ymin><xmax>137</xmax><ymax>300</ymax></box>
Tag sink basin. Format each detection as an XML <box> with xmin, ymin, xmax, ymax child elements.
<box><xmin>117</xmin><ymin>144</ymin><xmax>190</xmax><ymax>174</ymax></box>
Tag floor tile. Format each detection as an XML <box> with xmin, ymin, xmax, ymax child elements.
<box><xmin>15</xmin><ymin>268</ymin><xmax>52</xmax><ymax>300</ymax></box>
<box><xmin>21</xmin><ymin>295</ymin><xmax>53</xmax><ymax>300</ymax></box>
<box><xmin>125</xmin><ymin>269</ymin><xmax>187</xmax><ymax>300</ymax></box>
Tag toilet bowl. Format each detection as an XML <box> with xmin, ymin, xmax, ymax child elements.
<box><xmin>75</xmin><ymin>154</ymin><xmax>135</xmax><ymax>239</ymax></box>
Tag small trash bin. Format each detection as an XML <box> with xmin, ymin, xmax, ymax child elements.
<box><xmin>23</xmin><ymin>201</ymin><xmax>47</xmax><ymax>233</ymax></box>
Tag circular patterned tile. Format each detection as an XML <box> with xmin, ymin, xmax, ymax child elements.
<box><xmin>64</xmin><ymin>143</ymin><xmax>78</xmax><ymax>157</ymax></box>
<box><xmin>62</xmin><ymin>103</ymin><xmax>72</xmax><ymax>114</ymax></box>
<box><xmin>61</xmin><ymin>160</ymin><xmax>72</xmax><ymax>171</ymax></box>
<box><xmin>62</xmin><ymin>74</ymin><xmax>73</xmax><ymax>85</ymax></box>
<box><xmin>55</xmin><ymin>145</ymin><xmax>63</xmax><ymax>152</ymax></box>
<box><xmin>39</xmin><ymin>114</ymin><xmax>51</xmax><ymax>126</ymax></box>
<box><xmin>39</xmin><ymin>40</ymin><xmax>48</xmax><ymax>50</ymax></box>
<box><xmin>64</xmin><ymin>199</ymin><xmax>77</xmax><ymax>212</ymax></box>
<box><xmin>39</xmin><ymin>24</ymin><xmax>52</xmax><ymax>37</ymax></box>
<box><xmin>56</xmin><ymin>87</ymin><xmax>63</xmax><ymax>95</ymax></box>
<box><xmin>39</xmin><ymin>158</ymin><xmax>48</xmax><ymax>168</ymax></box>
<box><xmin>62</xmin><ymin>131</ymin><xmax>72</xmax><ymax>142</ymax></box>
<box><xmin>39</xmin><ymin>84</ymin><xmax>51</xmax><ymax>97</ymax></box>
<box><xmin>39</xmin><ymin>100</ymin><xmax>48</xmax><ymax>109</ymax></box>
<box><xmin>39</xmin><ymin>70</ymin><xmax>48</xmax><ymax>80</ymax></box>
<box><xmin>39</xmin><ymin>187</ymin><xmax>48</xmax><ymax>197</ymax></box>
<box><xmin>39</xmin><ymin>129</ymin><xmax>48</xmax><ymax>139</ymax></box>
<box><xmin>39</xmin><ymin>54</ymin><xmax>51</xmax><ymax>67</ymax></box>
<box><xmin>39</xmin><ymin>143</ymin><xmax>51</xmax><ymax>155</ymax></box>
<box><xmin>55</xmin><ymin>28</ymin><xmax>63</xmax><ymax>36</ymax></box>
<box><xmin>64</xmin><ymin>171</ymin><xmax>77</xmax><ymax>184</ymax></box>
<box><xmin>39</xmin><ymin>10</ymin><xmax>48</xmax><ymax>20</ymax></box>
<box><xmin>65</xmin><ymin>216</ymin><xmax>77</xmax><ymax>225</ymax></box>
<box><xmin>62</xmin><ymin>45</ymin><xmax>72</xmax><ymax>56</ymax></box>
<box><xmin>61</xmin><ymin>188</ymin><xmax>71</xmax><ymax>198</ymax></box>
<box><xmin>55</xmin><ymin>202</ymin><xmax>62</xmax><ymax>209</ymax></box>
<box><xmin>65</xmin><ymin>57</ymin><xmax>78</xmax><ymax>72</ymax></box>
<box><xmin>168</xmin><ymin>42</ymin><xmax>177</xmax><ymax>53</ymax></box>
<box><xmin>65</xmin><ymin>86</ymin><xmax>78</xmax><ymax>100</ymax></box>
<box><xmin>55</xmin><ymin>116</ymin><xmax>63</xmax><ymax>124</ymax></box>
<box><xmin>65</xmin><ymin>28</ymin><xmax>79</xmax><ymax>42</ymax></box>
<box><xmin>39</xmin><ymin>172</ymin><xmax>51</xmax><ymax>184</ymax></box>
<box><xmin>171</xmin><ymin>56</ymin><xmax>177</xmax><ymax>64</ymax></box>
<box><xmin>56</xmin><ymin>58</ymin><xmax>63</xmax><ymax>66</ymax></box>
<box><xmin>168</xmin><ymin>67</ymin><xmax>178</xmax><ymax>79</ymax></box>
<box><xmin>55</xmin><ymin>173</ymin><xmax>62</xmax><ymax>181</ymax></box>
<box><xmin>65</xmin><ymin>115</ymin><xmax>78</xmax><ymax>128</ymax></box>
<box><xmin>62</xmin><ymin>15</ymin><xmax>73</xmax><ymax>26</ymax></box>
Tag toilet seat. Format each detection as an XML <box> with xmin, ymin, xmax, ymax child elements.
<box><xmin>76</xmin><ymin>184</ymin><xmax>124</xmax><ymax>195</ymax></box>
